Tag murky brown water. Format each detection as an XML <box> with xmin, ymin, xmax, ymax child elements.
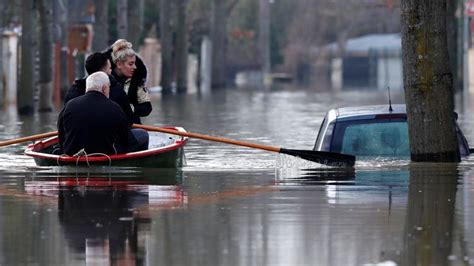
<box><xmin>1</xmin><ymin>88</ymin><xmax>474</xmax><ymax>265</ymax></box>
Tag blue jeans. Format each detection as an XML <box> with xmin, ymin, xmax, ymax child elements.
<box><xmin>127</xmin><ymin>128</ymin><xmax>149</xmax><ymax>152</ymax></box>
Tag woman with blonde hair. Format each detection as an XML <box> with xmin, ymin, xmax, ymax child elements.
<box><xmin>105</xmin><ymin>39</ymin><xmax>152</xmax><ymax>124</ymax></box>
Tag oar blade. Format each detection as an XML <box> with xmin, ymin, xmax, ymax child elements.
<box><xmin>279</xmin><ymin>148</ymin><xmax>355</xmax><ymax>167</ymax></box>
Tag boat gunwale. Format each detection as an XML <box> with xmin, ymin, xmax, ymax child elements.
<box><xmin>24</xmin><ymin>127</ymin><xmax>188</xmax><ymax>163</ymax></box>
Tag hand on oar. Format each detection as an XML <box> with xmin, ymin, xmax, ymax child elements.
<box><xmin>133</xmin><ymin>124</ymin><xmax>355</xmax><ymax>167</ymax></box>
<box><xmin>0</xmin><ymin>131</ymin><xmax>58</xmax><ymax>148</ymax></box>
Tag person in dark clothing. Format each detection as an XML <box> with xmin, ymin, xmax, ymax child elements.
<box><xmin>64</xmin><ymin>52</ymin><xmax>134</xmax><ymax>123</ymax></box>
<box><xmin>104</xmin><ymin>39</ymin><xmax>152</xmax><ymax>124</ymax></box>
<box><xmin>58</xmin><ymin>72</ymin><xmax>148</xmax><ymax>156</ymax></box>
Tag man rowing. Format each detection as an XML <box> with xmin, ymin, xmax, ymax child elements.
<box><xmin>64</xmin><ymin>52</ymin><xmax>134</xmax><ymax>123</ymax></box>
<box><xmin>58</xmin><ymin>71</ymin><xmax>148</xmax><ymax>156</ymax></box>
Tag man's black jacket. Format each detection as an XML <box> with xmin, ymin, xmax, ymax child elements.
<box><xmin>63</xmin><ymin>76</ymin><xmax>134</xmax><ymax>124</ymax></box>
<box><xmin>58</xmin><ymin>91</ymin><xmax>130</xmax><ymax>156</ymax></box>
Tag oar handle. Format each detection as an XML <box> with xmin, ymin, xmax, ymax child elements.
<box><xmin>0</xmin><ymin>131</ymin><xmax>58</xmax><ymax>147</ymax></box>
<box><xmin>133</xmin><ymin>124</ymin><xmax>281</xmax><ymax>153</ymax></box>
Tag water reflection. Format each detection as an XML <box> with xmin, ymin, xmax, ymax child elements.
<box><xmin>276</xmin><ymin>168</ymin><xmax>356</xmax><ymax>186</ymax></box>
<box><xmin>402</xmin><ymin>164</ymin><xmax>458</xmax><ymax>266</ymax></box>
<box><xmin>274</xmin><ymin>165</ymin><xmax>463</xmax><ymax>265</ymax></box>
<box><xmin>24</xmin><ymin>168</ymin><xmax>185</xmax><ymax>264</ymax></box>
<box><xmin>274</xmin><ymin>168</ymin><xmax>407</xmax><ymax>264</ymax></box>
<box><xmin>2</xmin><ymin>89</ymin><xmax>474</xmax><ymax>264</ymax></box>
<box><xmin>0</xmin><ymin>156</ymin><xmax>469</xmax><ymax>264</ymax></box>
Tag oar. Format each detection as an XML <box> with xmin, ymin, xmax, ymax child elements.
<box><xmin>0</xmin><ymin>131</ymin><xmax>58</xmax><ymax>147</ymax></box>
<box><xmin>133</xmin><ymin>124</ymin><xmax>355</xmax><ymax>167</ymax></box>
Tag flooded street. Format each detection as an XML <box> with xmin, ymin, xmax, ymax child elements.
<box><xmin>1</xmin><ymin>88</ymin><xmax>474</xmax><ymax>265</ymax></box>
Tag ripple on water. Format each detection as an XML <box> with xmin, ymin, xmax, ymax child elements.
<box><xmin>0</xmin><ymin>152</ymin><xmax>37</xmax><ymax>172</ymax></box>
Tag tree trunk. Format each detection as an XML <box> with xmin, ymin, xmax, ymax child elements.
<box><xmin>259</xmin><ymin>0</ymin><xmax>271</xmax><ymax>79</ymax></box>
<box><xmin>93</xmin><ymin>0</ymin><xmax>109</xmax><ymax>50</ymax></box>
<box><xmin>55</xmin><ymin>0</ymin><xmax>69</xmax><ymax>94</ymax></box>
<box><xmin>117</xmin><ymin>0</ymin><xmax>128</xmax><ymax>38</ymax></box>
<box><xmin>128</xmin><ymin>0</ymin><xmax>144</xmax><ymax>46</ymax></box>
<box><xmin>160</xmin><ymin>0</ymin><xmax>173</xmax><ymax>93</ymax></box>
<box><xmin>209</xmin><ymin>0</ymin><xmax>238</xmax><ymax>89</ymax></box>
<box><xmin>446</xmin><ymin>0</ymin><xmax>459</xmax><ymax>91</ymax></box>
<box><xmin>210</xmin><ymin>0</ymin><xmax>228</xmax><ymax>89</ymax></box>
<box><xmin>176</xmin><ymin>0</ymin><xmax>188</xmax><ymax>93</ymax></box>
<box><xmin>38</xmin><ymin>0</ymin><xmax>54</xmax><ymax>112</ymax></box>
<box><xmin>0</xmin><ymin>0</ymin><xmax>4</xmax><ymax>106</ymax></box>
<box><xmin>401</xmin><ymin>0</ymin><xmax>460</xmax><ymax>162</ymax></box>
<box><xmin>18</xmin><ymin>0</ymin><xmax>37</xmax><ymax>115</ymax></box>
<box><xmin>52</xmin><ymin>0</ymin><xmax>67</xmax><ymax>108</ymax></box>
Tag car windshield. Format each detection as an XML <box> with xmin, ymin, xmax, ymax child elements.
<box><xmin>332</xmin><ymin>119</ymin><xmax>410</xmax><ymax>157</ymax></box>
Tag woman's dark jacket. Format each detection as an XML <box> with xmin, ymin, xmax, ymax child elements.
<box><xmin>58</xmin><ymin>91</ymin><xmax>130</xmax><ymax>156</ymax></box>
<box><xmin>104</xmin><ymin>47</ymin><xmax>152</xmax><ymax>124</ymax></box>
<box><xmin>64</xmin><ymin>75</ymin><xmax>134</xmax><ymax>124</ymax></box>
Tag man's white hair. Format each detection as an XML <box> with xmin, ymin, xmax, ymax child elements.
<box><xmin>86</xmin><ymin>71</ymin><xmax>110</xmax><ymax>94</ymax></box>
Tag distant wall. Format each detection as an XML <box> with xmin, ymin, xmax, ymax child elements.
<box><xmin>329</xmin><ymin>51</ymin><xmax>402</xmax><ymax>91</ymax></box>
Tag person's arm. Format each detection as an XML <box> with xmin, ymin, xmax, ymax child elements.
<box><xmin>132</xmin><ymin>86</ymin><xmax>152</xmax><ymax>117</ymax></box>
<box><xmin>64</xmin><ymin>80</ymin><xmax>85</xmax><ymax>104</ymax></box>
<box><xmin>120</xmin><ymin>100</ymin><xmax>135</xmax><ymax>126</ymax></box>
<box><xmin>64</xmin><ymin>89</ymin><xmax>80</xmax><ymax>104</ymax></box>
<box><xmin>57</xmin><ymin>108</ymin><xmax>66</xmax><ymax>151</ymax></box>
<box><xmin>133</xmin><ymin>101</ymin><xmax>152</xmax><ymax>117</ymax></box>
<box><xmin>118</xmin><ymin>109</ymin><xmax>132</xmax><ymax>149</ymax></box>
<box><xmin>111</xmin><ymin>88</ymin><xmax>134</xmax><ymax>125</ymax></box>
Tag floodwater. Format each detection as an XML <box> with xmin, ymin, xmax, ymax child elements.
<box><xmin>1</xmin><ymin>87</ymin><xmax>474</xmax><ymax>265</ymax></box>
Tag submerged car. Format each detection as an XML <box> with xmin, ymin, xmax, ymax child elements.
<box><xmin>313</xmin><ymin>104</ymin><xmax>471</xmax><ymax>157</ymax></box>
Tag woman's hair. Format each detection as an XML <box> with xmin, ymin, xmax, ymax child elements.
<box><xmin>111</xmin><ymin>39</ymin><xmax>136</xmax><ymax>63</ymax></box>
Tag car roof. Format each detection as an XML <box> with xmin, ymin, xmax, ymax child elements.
<box><xmin>326</xmin><ymin>104</ymin><xmax>406</xmax><ymax>122</ymax></box>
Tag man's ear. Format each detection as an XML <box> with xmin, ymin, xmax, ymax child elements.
<box><xmin>102</xmin><ymin>85</ymin><xmax>109</xmax><ymax>95</ymax></box>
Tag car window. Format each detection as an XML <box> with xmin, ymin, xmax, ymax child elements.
<box><xmin>333</xmin><ymin>120</ymin><xmax>410</xmax><ymax>157</ymax></box>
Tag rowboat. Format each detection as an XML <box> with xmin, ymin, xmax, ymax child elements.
<box><xmin>24</xmin><ymin>127</ymin><xmax>188</xmax><ymax>168</ymax></box>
